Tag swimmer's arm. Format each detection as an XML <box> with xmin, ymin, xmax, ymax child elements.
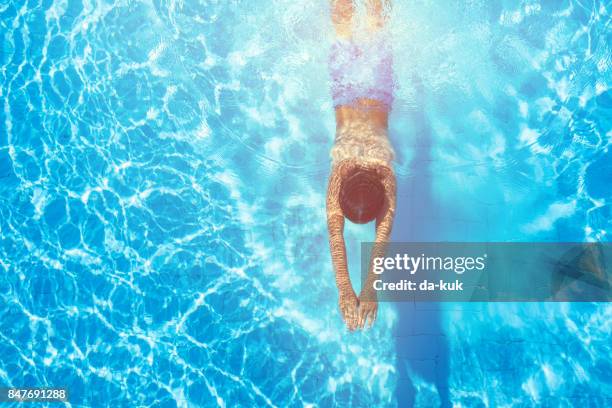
<box><xmin>328</xmin><ymin>167</ymin><xmax>360</xmax><ymax>330</ymax></box>
<box><xmin>327</xmin><ymin>168</ymin><xmax>353</xmax><ymax>297</ymax></box>
<box><xmin>371</xmin><ymin>170</ymin><xmax>396</xmax><ymax>274</ymax></box>
<box><xmin>359</xmin><ymin>170</ymin><xmax>396</xmax><ymax>323</ymax></box>
<box><xmin>375</xmin><ymin>169</ymin><xmax>396</xmax><ymax>246</ymax></box>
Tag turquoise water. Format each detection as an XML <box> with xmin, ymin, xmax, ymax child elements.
<box><xmin>1</xmin><ymin>0</ymin><xmax>611</xmax><ymax>406</ymax></box>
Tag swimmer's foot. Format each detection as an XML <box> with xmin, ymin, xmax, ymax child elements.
<box><xmin>339</xmin><ymin>289</ymin><xmax>359</xmax><ymax>331</ymax></box>
<box><xmin>358</xmin><ymin>288</ymin><xmax>378</xmax><ymax>328</ymax></box>
<box><xmin>331</xmin><ymin>0</ymin><xmax>354</xmax><ymax>39</ymax></box>
<box><xmin>365</xmin><ymin>0</ymin><xmax>389</xmax><ymax>32</ymax></box>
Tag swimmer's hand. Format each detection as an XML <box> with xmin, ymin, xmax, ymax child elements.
<box><xmin>339</xmin><ymin>288</ymin><xmax>359</xmax><ymax>331</ymax></box>
<box><xmin>358</xmin><ymin>287</ymin><xmax>378</xmax><ymax>329</ymax></box>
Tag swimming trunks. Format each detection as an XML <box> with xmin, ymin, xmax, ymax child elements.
<box><xmin>328</xmin><ymin>30</ymin><xmax>394</xmax><ymax>110</ymax></box>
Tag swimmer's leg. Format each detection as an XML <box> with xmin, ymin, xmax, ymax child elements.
<box><xmin>365</xmin><ymin>0</ymin><xmax>391</xmax><ymax>32</ymax></box>
<box><xmin>331</xmin><ymin>0</ymin><xmax>355</xmax><ymax>39</ymax></box>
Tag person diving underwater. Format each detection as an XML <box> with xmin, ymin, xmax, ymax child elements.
<box><xmin>326</xmin><ymin>0</ymin><xmax>397</xmax><ymax>330</ymax></box>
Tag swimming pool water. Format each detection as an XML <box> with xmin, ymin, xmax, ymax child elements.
<box><xmin>0</xmin><ymin>0</ymin><xmax>611</xmax><ymax>406</ymax></box>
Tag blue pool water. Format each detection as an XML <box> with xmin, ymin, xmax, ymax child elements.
<box><xmin>1</xmin><ymin>0</ymin><xmax>611</xmax><ymax>406</ymax></box>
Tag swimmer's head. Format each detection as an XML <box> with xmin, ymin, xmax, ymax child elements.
<box><xmin>340</xmin><ymin>167</ymin><xmax>385</xmax><ymax>224</ymax></box>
